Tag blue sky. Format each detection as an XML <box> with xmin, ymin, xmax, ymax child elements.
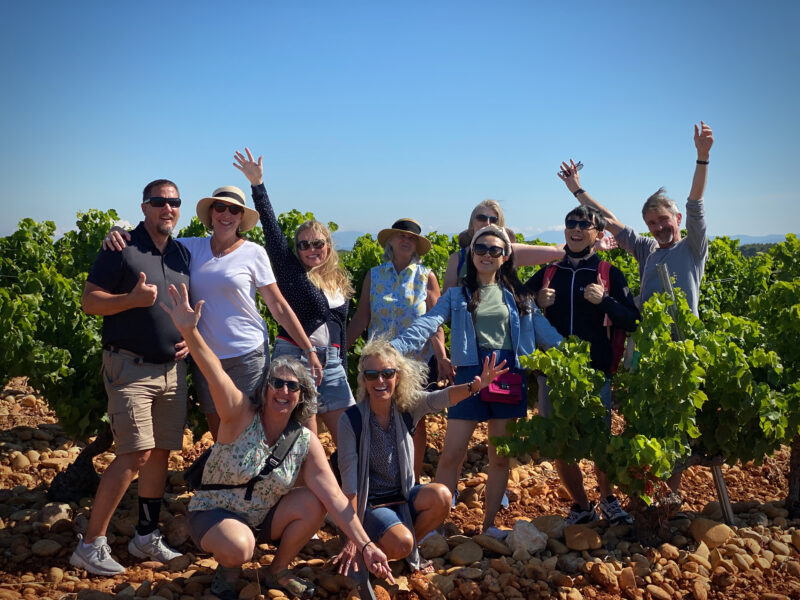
<box><xmin>1</xmin><ymin>1</ymin><xmax>798</xmax><ymax>242</ymax></box>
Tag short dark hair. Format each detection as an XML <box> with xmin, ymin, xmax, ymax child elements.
<box><xmin>142</xmin><ymin>179</ymin><xmax>179</xmax><ymax>201</ymax></box>
<box><xmin>565</xmin><ymin>205</ymin><xmax>607</xmax><ymax>231</ymax></box>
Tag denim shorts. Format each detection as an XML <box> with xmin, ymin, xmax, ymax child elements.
<box><xmin>272</xmin><ymin>338</ymin><xmax>355</xmax><ymax>415</ymax></box>
<box><xmin>363</xmin><ymin>485</ymin><xmax>423</xmax><ymax>542</ymax></box>
<box><xmin>194</xmin><ymin>343</ymin><xmax>268</xmax><ymax>414</ymax></box>
<box><xmin>537</xmin><ymin>374</ymin><xmax>612</xmax><ymax>427</ymax></box>
<box><xmin>188</xmin><ymin>504</ymin><xmax>280</xmax><ymax>548</ymax></box>
<box><xmin>447</xmin><ymin>349</ymin><xmax>527</xmax><ymax>421</ymax></box>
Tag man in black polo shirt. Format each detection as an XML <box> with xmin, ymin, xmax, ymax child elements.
<box><xmin>70</xmin><ymin>179</ymin><xmax>191</xmax><ymax>576</ymax></box>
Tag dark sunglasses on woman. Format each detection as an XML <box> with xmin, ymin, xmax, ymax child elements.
<box><xmin>269</xmin><ymin>377</ymin><xmax>301</xmax><ymax>392</ymax></box>
<box><xmin>565</xmin><ymin>219</ymin><xmax>595</xmax><ymax>231</ymax></box>
<box><xmin>296</xmin><ymin>239</ymin><xmax>327</xmax><ymax>251</ymax></box>
<box><xmin>473</xmin><ymin>243</ymin><xmax>505</xmax><ymax>258</ymax></box>
<box><xmin>145</xmin><ymin>197</ymin><xmax>182</xmax><ymax>208</ymax></box>
<box><xmin>212</xmin><ymin>202</ymin><xmax>244</xmax><ymax>215</ymax></box>
<box><xmin>475</xmin><ymin>213</ymin><xmax>499</xmax><ymax>224</ymax></box>
<box><xmin>363</xmin><ymin>368</ymin><xmax>397</xmax><ymax>381</ymax></box>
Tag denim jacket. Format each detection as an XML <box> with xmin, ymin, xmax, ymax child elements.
<box><xmin>390</xmin><ymin>285</ymin><xmax>562</xmax><ymax>368</ymax></box>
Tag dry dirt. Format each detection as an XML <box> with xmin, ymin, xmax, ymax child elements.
<box><xmin>0</xmin><ymin>377</ymin><xmax>798</xmax><ymax>600</ymax></box>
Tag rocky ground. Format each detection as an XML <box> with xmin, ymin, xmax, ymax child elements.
<box><xmin>0</xmin><ymin>377</ymin><xmax>798</xmax><ymax>600</ymax></box>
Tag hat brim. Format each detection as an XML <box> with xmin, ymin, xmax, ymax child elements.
<box><xmin>377</xmin><ymin>228</ymin><xmax>432</xmax><ymax>255</ymax></box>
<box><xmin>196</xmin><ymin>197</ymin><xmax>260</xmax><ymax>233</ymax></box>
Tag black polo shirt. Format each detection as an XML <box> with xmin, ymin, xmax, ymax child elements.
<box><xmin>87</xmin><ymin>222</ymin><xmax>191</xmax><ymax>363</ymax></box>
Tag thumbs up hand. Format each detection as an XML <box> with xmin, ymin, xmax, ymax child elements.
<box><xmin>584</xmin><ymin>272</ymin><xmax>606</xmax><ymax>305</ymax></box>
<box><xmin>129</xmin><ymin>272</ymin><xmax>158</xmax><ymax>308</ymax></box>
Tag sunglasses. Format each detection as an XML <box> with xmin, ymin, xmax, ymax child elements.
<box><xmin>212</xmin><ymin>202</ymin><xmax>244</xmax><ymax>215</ymax></box>
<box><xmin>475</xmin><ymin>213</ymin><xmax>499</xmax><ymax>224</ymax></box>
<box><xmin>363</xmin><ymin>368</ymin><xmax>397</xmax><ymax>381</ymax></box>
<box><xmin>268</xmin><ymin>377</ymin><xmax>301</xmax><ymax>392</ymax></box>
<box><xmin>565</xmin><ymin>219</ymin><xmax>595</xmax><ymax>231</ymax></box>
<box><xmin>145</xmin><ymin>197</ymin><xmax>182</xmax><ymax>208</ymax></box>
<box><xmin>296</xmin><ymin>239</ymin><xmax>326</xmax><ymax>251</ymax></box>
<box><xmin>473</xmin><ymin>243</ymin><xmax>505</xmax><ymax>258</ymax></box>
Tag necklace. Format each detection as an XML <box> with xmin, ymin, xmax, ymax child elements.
<box><xmin>211</xmin><ymin>236</ymin><xmax>241</xmax><ymax>259</ymax></box>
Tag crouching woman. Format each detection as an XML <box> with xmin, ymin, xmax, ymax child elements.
<box><xmin>160</xmin><ymin>284</ymin><xmax>392</xmax><ymax>600</ymax></box>
<box><xmin>333</xmin><ymin>339</ymin><xmax>507</xmax><ymax>575</ymax></box>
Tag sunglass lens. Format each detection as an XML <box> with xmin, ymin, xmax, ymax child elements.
<box><xmin>213</xmin><ymin>203</ymin><xmax>242</xmax><ymax>215</ymax></box>
<box><xmin>363</xmin><ymin>369</ymin><xmax>397</xmax><ymax>381</ymax></box>
<box><xmin>270</xmin><ymin>377</ymin><xmax>300</xmax><ymax>392</ymax></box>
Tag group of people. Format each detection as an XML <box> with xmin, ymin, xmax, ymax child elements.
<box><xmin>69</xmin><ymin>122</ymin><xmax>713</xmax><ymax>599</ymax></box>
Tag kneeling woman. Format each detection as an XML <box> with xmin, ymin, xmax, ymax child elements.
<box><xmin>160</xmin><ymin>284</ymin><xmax>392</xmax><ymax>600</ymax></box>
<box><xmin>334</xmin><ymin>339</ymin><xmax>507</xmax><ymax>574</ymax></box>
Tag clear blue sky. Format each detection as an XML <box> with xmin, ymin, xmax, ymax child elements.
<box><xmin>1</xmin><ymin>1</ymin><xmax>798</xmax><ymax>241</ymax></box>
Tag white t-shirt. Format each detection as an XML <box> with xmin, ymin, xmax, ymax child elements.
<box><xmin>178</xmin><ymin>237</ymin><xmax>276</xmax><ymax>358</ymax></box>
<box><xmin>308</xmin><ymin>289</ymin><xmax>345</xmax><ymax>348</ymax></box>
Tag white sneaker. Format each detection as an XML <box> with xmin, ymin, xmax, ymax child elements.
<box><xmin>69</xmin><ymin>534</ymin><xmax>126</xmax><ymax>576</ymax></box>
<box><xmin>127</xmin><ymin>528</ymin><xmax>182</xmax><ymax>563</ymax></box>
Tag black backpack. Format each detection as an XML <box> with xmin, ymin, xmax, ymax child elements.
<box><xmin>329</xmin><ymin>405</ymin><xmax>416</xmax><ymax>484</ymax></box>
<box><xmin>185</xmin><ymin>418</ymin><xmax>302</xmax><ymax>501</ymax></box>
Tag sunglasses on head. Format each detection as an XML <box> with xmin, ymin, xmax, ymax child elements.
<box><xmin>473</xmin><ymin>243</ymin><xmax>505</xmax><ymax>258</ymax></box>
<box><xmin>296</xmin><ymin>239</ymin><xmax>326</xmax><ymax>251</ymax></box>
<box><xmin>268</xmin><ymin>377</ymin><xmax>301</xmax><ymax>392</ymax></box>
<box><xmin>475</xmin><ymin>213</ymin><xmax>499</xmax><ymax>224</ymax></box>
<box><xmin>363</xmin><ymin>368</ymin><xmax>397</xmax><ymax>381</ymax></box>
<box><xmin>145</xmin><ymin>197</ymin><xmax>182</xmax><ymax>208</ymax></box>
<box><xmin>565</xmin><ymin>219</ymin><xmax>595</xmax><ymax>231</ymax></box>
<box><xmin>212</xmin><ymin>202</ymin><xmax>244</xmax><ymax>215</ymax></box>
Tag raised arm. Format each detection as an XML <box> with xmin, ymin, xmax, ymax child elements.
<box><xmin>558</xmin><ymin>159</ymin><xmax>624</xmax><ymax>236</ymax></box>
<box><xmin>426</xmin><ymin>271</ymin><xmax>454</xmax><ymax>384</ymax></box>
<box><xmin>688</xmin><ymin>121</ymin><xmax>713</xmax><ymax>201</ymax></box>
<box><xmin>442</xmin><ymin>251</ymin><xmax>461</xmax><ymax>291</ymax></box>
<box><xmin>346</xmin><ymin>272</ymin><xmax>372</xmax><ymax>350</ymax></box>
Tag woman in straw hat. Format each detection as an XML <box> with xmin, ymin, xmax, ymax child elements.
<box><xmin>234</xmin><ymin>148</ymin><xmax>356</xmax><ymax>444</ymax></box>
<box><xmin>347</xmin><ymin>217</ymin><xmax>455</xmax><ymax>480</ymax></box>
<box><xmin>391</xmin><ymin>225</ymin><xmax>562</xmax><ymax>538</ymax></box>
<box><xmin>103</xmin><ymin>186</ymin><xmax>322</xmax><ymax>439</ymax></box>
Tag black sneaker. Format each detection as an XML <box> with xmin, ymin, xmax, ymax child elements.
<box><xmin>564</xmin><ymin>502</ymin><xmax>599</xmax><ymax>525</ymax></box>
<box><xmin>599</xmin><ymin>495</ymin><xmax>633</xmax><ymax>525</ymax></box>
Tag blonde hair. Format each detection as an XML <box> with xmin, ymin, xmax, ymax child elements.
<box><xmin>294</xmin><ymin>220</ymin><xmax>355</xmax><ymax>298</ymax></box>
<box><xmin>457</xmin><ymin>199</ymin><xmax>506</xmax><ymax>248</ymax></box>
<box><xmin>356</xmin><ymin>337</ymin><xmax>429</xmax><ymax>413</ymax></box>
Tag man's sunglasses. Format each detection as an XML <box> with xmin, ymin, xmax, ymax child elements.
<box><xmin>296</xmin><ymin>239</ymin><xmax>326</xmax><ymax>251</ymax></box>
<box><xmin>268</xmin><ymin>377</ymin><xmax>301</xmax><ymax>392</ymax></box>
<box><xmin>363</xmin><ymin>368</ymin><xmax>397</xmax><ymax>381</ymax></box>
<box><xmin>212</xmin><ymin>202</ymin><xmax>244</xmax><ymax>215</ymax></box>
<box><xmin>565</xmin><ymin>219</ymin><xmax>595</xmax><ymax>231</ymax></box>
<box><xmin>144</xmin><ymin>197</ymin><xmax>182</xmax><ymax>208</ymax></box>
<box><xmin>473</xmin><ymin>243</ymin><xmax>505</xmax><ymax>258</ymax></box>
<box><xmin>475</xmin><ymin>213</ymin><xmax>499</xmax><ymax>224</ymax></box>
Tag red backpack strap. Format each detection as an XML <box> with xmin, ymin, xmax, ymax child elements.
<box><xmin>542</xmin><ymin>264</ymin><xmax>558</xmax><ymax>289</ymax></box>
<box><xmin>598</xmin><ymin>261</ymin><xmax>613</xmax><ymax>331</ymax></box>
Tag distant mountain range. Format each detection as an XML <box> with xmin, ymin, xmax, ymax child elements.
<box><xmin>332</xmin><ymin>230</ymin><xmax>792</xmax><ymax>251</ymax></box>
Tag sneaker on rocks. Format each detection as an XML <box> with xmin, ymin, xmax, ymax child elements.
<box><xmin>564</xmin><ymin>502</ymin><xmax>600</xmax><ymax>525</ymax></box>
<box><xmin>69</xmin><ymin>534</ymin><xmax>126</xmax><ymax>576</ymax></box>
<box><xmin>127</xmin><ymin>528</ymin><xmax>182</xmax><ymax>563</ymax></box>
<box><xmin>483</xmin><ymin>526</ymin><xmax>509</xmax><ymax>540</ymax></box>
<box><xmin>598</xmin><ymin>495</ymin><xmax>633</xmax><ymax>525</ymax></box>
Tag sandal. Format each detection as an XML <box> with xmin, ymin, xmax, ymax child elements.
<box><xmin>210</xmin><ymin>565</ymin><xmax>240</xmax><ymax>600</ymax></box>
<box><xmin>263</xmin><ymin>567</ymin><xmax>316</xmax><ymax>600</ymax></box>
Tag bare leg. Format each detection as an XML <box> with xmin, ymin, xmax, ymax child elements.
<box><xmin>199</xmin><ymin>518</ymin><xmax>256</xmax><ymax>567</ymax></box>
<box><xmin>137</xmin><ymin>448</ymin><xmax>170</xmax><ymax>498</ymax></box>
<box><xmin>85</xmin><ymin>449</ymin><xmax>150</xmax><ymax>541</ymax></box>
<box><xmin>377</xmin><ymin>524</ymin><xmax>414</xmax><ymax>560</ymax></box>
<box><xmin>483</xmin><ymin>419</ymin><xmax>512</xmax><ymax>532</ymax></box>
<box><xmin>413</xmin><ymin>417</ymin><xmax>427</xmax><ymax>482</ymax></box>
<box><xmin>595</xmin><ymin>468</ymin><xmax>613</xmax><ymax>499</ymax></box>
<box><xmin>268</xmin><ymin>488</ymin><xmax>326</xmax><ymax>580</ymax></box>
<box><xmin>434</xmin><ymin>419</ymin><xmax>477</xmax><ymax>495</ymax></box>
<box><xmin>320</xmin><ymin>407</ymin><xmax>346</xmax><ymax>446</ymax></box>
<box><xmin>555</xmin><ymin>459</ymin><xmax>591</xmax><ymax>509</ymax></box>
<box><xmin>412</xmin><ymin>483</ymin><xmax>450</xmax><ymax>539</ymax></box>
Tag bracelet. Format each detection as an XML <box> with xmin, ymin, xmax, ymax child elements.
<box><xmin>302</xmin><ymin>347</ymin><xmax>315</xmax><ymax>357</ymax></box>
<box><xmin>360</xmin><ymin>540</ymin><xmax>374</xmax><ymax>554</ymax></box>
<box><xmin>573</xmin><ymin>188</ymin><xmax>585</xmax><ymax>197</ymax></box>
<box><xmin>696</xmin><ymin>160</ymin><xmax>709</xmax><ymax>165</ymax></box>
<box><xmin>467</xmin><ymin>381</ymin><xmax>473</xmax><ymax>395</ymax></box>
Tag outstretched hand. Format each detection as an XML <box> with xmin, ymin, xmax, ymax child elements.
<box><xmin>159</xmin><ymin>283</ymin><xmax>204</xmax><ymax>335</ymax></box>
<box><xmin>475</xmin><ymin>353</ymin><xmax>510</xmax><ymax>390</ymax></box>
<box><xmin>694</xmin><ymin>121</ymin><xmax>713</xmax><ymax>160</ymax></box>
<box><xmin>233</xmin><ymin>148</ymin><xmax>264</xmax><ymax>185</ymax></box>
<box><xmin>594</xmin><ymin>232</ymin><xmax>617</xmax><ymax>252</ymax></box>
<box><xmin>557</xmin><ymin>159</ymin><xmax>582</xmax><ymax>194</ymax></box>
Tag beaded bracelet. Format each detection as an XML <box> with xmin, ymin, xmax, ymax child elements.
<box><xmin>696</xmin><ymin>160</ymin><xmax>709</xmax><ymax>165</ymax></box>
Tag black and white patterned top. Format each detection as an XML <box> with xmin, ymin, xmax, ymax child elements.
<box><xmin>367</xmin><ymin>409</ymin><xmax>401</xmax><ymax>497</ymax></box>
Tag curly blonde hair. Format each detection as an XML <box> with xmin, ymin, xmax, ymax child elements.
<box><xmin>457</xmin><ymin>199</ymin><xmax>506</xmax><ymax>248</ymax></box>
<box><xmin>356</xmin><ymin>337</ymin><xmax>429</xmax><ymax>413</ymax></box>
<box><xmin>294</xmin><ymin>220</ymin><xmax>355</xmax><ymax>298</ymax></box>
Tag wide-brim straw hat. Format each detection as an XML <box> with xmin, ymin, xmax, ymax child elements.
<box><xmin>377</xmin><ymin>218</ymin><xmax>432</xmax><ymax>255</ymax></box>
<box><xmin>196</xmin><ymin>186</ymin><xmax>260</xmax><ymax>232</ymax></box>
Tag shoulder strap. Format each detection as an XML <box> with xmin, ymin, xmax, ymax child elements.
<box><xmin>542</xmin><ymin>264</ymin><xmax>558</xmax><ymax>289</ymax></box>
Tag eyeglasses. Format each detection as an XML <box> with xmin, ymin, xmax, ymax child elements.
<box><xmin>565</xmin><ymin>219</ymin><xmax>595</xmax><ymax>231</ymax></box>
<box><xmin>145</xmin><ymin>197</ymin><xmax>182</xmax><ymax>208</ymax></box>
<box><xmin>473</xmin><ymin>243</ymin><xmax>505</xmax><ymax>258</ymax></box>
<box><xmin>212</xmin><ymin>202</ymin><xmax>244</xmax><ymax>215</ymax></box>
<box><xmin>363</xmin><ymin>368</ymin><xmax>397</xmax><ymax>381</ymax></box>
<box><xmin>268</xmin><ymin>377</ymin><xmax>301</xmax><ymax>392</ymax></box>
<box><xmin>296</xmin><ymin>239</ymin><xmax>326</xmax><ymax>251</ymax></box>
<box><xmin>475</xmin><ymin>214</ymin><xmax>499</xmax><ymax>224</ymax></box>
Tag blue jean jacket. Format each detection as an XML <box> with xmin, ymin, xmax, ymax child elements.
<box><xmin>390</xmin><ymin>286</ymin><xmax>562</xmax><ymax>369</ymax></box>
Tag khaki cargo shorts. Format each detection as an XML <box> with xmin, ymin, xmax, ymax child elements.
<box><xmin>102</xmin><ymin>349</ymin><xmax>188</xmax><ymax>455</ymax></box>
